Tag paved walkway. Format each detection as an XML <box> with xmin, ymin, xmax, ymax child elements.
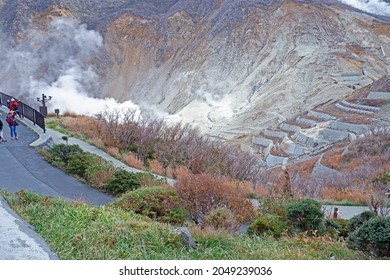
<box><xmin>0</xmin><ymin>107</ymin><xmax>115</xmax><ymax>260</ymax></box>
<box><xmin>0</xmin><ymin>105</ymin><xmax>174</xmax><ymax>260</ymax></box>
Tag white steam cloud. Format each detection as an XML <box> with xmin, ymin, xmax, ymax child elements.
<box><xmin>0</xmin><ymin>18</ymin><xmax>141</xmax><ymax>118</ymax></box>
<box><xmin>338</xmin><ymin>0</ymin><xmax>390</xmax><ymax>16</ymax></box>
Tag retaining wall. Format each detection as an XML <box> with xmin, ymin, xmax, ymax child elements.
<box><xmin>279</xmin><ymin>123</ymin><xmax>301</xmax><ymax>132</ymax></box>
<box><xmin>329</xmin><ymin>121</ymin><xmax>369</xmax><ymax>135</ymax></box>
<box><xmin>340</xmin><ymin>100</ymin><xmax>380</xmax><ymax>111</ymax></box>
<box><xmin>307</xmin><ymin>110</ymin><xmax>335</xmax><ymax>121</ymax></box>
<box><xmin>367</xmin><ymin>92</ymin><xmax>390</xmax><ymax>99</ymax></box>
<box><xmin>263</xmin><ymin>129</ymin><xmax>288</xmax><ymax>139</ymax></box>
<box><xmin>335</xmin><ymin>103</ymin><xmax>374</xmax><ymax>115</ymax></box>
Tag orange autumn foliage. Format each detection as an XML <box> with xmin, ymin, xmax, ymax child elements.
<box><xmin>174</xmin><ymin>171</ymin><xmax>255</xmax><ymax>224</ymax></box>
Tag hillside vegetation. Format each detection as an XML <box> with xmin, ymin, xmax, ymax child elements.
<box><xmin>0</xmin><ymin>190</ymin><xmax>372</xmax><ymax>260</ymax></box>
<box><xmin>1</xmin><ymin>112</ymin><xmax>390</xmax><ymax>259</ymax></box>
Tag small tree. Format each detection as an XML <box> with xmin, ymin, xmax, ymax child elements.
<box><xmin>347</xmin><ymin>216</ymin><xmax>390</xmax><ymax>257</ymax></box>
<box><xmin>105</xmin><ymin>169</ymin><xmax>141</xmax><ymax>195</ymax></box>
<box><xmin>347</xmin><ymin>211</ymin><xmax>377</xmax><ymax>234</ymax></box>
<box><xmin>286</xmin><ymin>199</ymin><xmax>325</xmax><ymax>233</ymax></box>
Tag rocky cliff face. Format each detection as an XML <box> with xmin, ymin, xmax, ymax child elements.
<box><xmin>0</xmin><ymin>0</ymin><xmax>389</xmax><ymax>141</ymax></box>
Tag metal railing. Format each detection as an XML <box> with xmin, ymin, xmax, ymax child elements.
<box><xmin>0</xmin><ymin>92</ymin><xmax>46</xmax><ymax>133</ymax></box>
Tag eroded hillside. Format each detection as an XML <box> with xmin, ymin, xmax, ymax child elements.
<box><xmin>0</xmin><ymin>0</ymin><xmax>389</xmax><ymax>142</ymax></box>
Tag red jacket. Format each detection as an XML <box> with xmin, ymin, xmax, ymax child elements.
<box><xmin>10</xmin><ymin>101</ymin><xmax>19</xmax><ymax>111</ymax></box>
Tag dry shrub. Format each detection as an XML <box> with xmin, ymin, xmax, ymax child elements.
<box><xmin>321</xmin><ymin>150</ymin><xmax>344</xmax><ymax>170</ymax></box>
<box><xmin>106</xmin><ymin>146</ymin><xmax>121</xmax><ymax>158</ymax></box>
<box><xmin>57</xmin><ymin>110</ymin><xmax>263</xmax><ymax>182</ymax></box>
<box><xmin>253</xmin><ymin>185</ymin><xmax>268</xmax><ymax>197</ymax></box>
<box><xmin>288</xmin><ymin>156</ymin><xmax>319</xmax><ymax>177</ymax></box>
<box><xmin>321</xmin><ymin>186</ymin><xmax>368</xmax><ymax>204</ymax></box>
<box><xmin>203</xmin><ymin>208</ymin><xmax>239</xmax><ymax>233</ymax></box>
<box><xmin>91</xmin><ymin>137</ymin><xmax>105</xmax><ymax>149</ymax></box>
<box><xmin>172</xmin><ymin>166</ymin><xmax>192</xmax><ymax>179</ymax></box>
<box><xmin>63</xmin><ymin>115</ymin><xmax>97</xmax><ymax>137</ymax></box>
<box><xmin>165</xmin><ymin>166</ymin><xmax>176</xmax><ymax>178</ymax></box>
<box><xmin>121</xmin><ymin>152</ymin><xmax>144</xmax><ymax>170</ymax></box>
<box><xmin>174</xmin><ymin>172</ymin><xmax>255</xmax><ymax>224</ymax></box>
<box><xmin>87</xmin><ymin>169</ymin><xmax>114</xmax><ymax>190</ymax></box>
<box><xmin>148</xmin><ymin>160</ymin><xmax>165</xmax><ymax>175</ymax></box>
<box><xmin>62</xmin><ymin>111</ymin><xmax>79</xmax><ymax>117</ymax></box>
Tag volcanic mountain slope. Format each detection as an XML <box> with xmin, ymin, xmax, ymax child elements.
<box><xmin>0</xmin><ymin>0</ymin><xmax>389</xmax><ymax>142</ymax></box>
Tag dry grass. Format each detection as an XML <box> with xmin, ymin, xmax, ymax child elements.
<box><xmin>321</xmin><ymin>149</ymin><xmax>344</xmax><ymax>170</ymax></box>
<box><xmin>321</xmin><ymin>187</ymin><xmax>368</xmax><ymax>205</ymax></box>
<box><xmin>288</xmin><ymin>156</ymin><xmax>319</xmax><ymax>177</ymax></box>
<box><xmin>148</xmin><ymin>160</ymin><xmax>165</xmax><ymax>176</ymax></box>
<box><xmin>174</xmin><ymin>171</ymin><xmax>256</xmax><ymax>224</ymax></box>
<box><xmin>121</xmin><ymin>152</ymin><xmax>144</xmax><ymax>170</ymax></box>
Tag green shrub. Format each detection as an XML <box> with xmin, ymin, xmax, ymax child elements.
<box><xmin>347</xmin><ymin>216</ymin><xmax>390</xmax><ymax>257</ymax></box>
<box><xmin>114</xmin><ymin>187</ymin><xmax>188</xmax><ymax>225</ymax></box>
<box><xmin>47</xmin><ymin>144</ymin><xmax>84</xmax><ymax>165</ymax></box>
<box><xmin>247</xmin><ymin>214</ymin><xmax>287</xmax><ymax>238</ymax></box>
<box><xmin>65</xmin><ymin>153</ymin><xmax>91</xmax><ymax>178</ymax></box>
<box><xmin>325</xmin><ymin>219</ymin><xmax>349</xmax><ymax>238</ymax></box>
<box><xmin>105</xmin><ymin>169</ymin><xmax>141</xmax><ymax>195</ymax></box>
<box><xmin>286</xmin><ymin>199</ymin><xmax>325</xmax><ymax>233</ymax></box>
<box><xmin>347</xmin><ymin>211</ymin><xmax>377</xmax><ymax>233</ymax></box>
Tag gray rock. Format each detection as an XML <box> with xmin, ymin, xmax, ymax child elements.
<box><xmin>174</xmin><ymin>227</ymin><xmax>196</xmax><ymax>251</ymax></box>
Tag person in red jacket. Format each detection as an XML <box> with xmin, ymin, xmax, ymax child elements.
<box><xmin>6</xmin><ymin>110</ymin><xmax>18</xmax><ymax>140</ymax></box>
<box><xmin>9</xmin><ymin>98</ymin><xmax>22</xmax><ymax>118</ymax></box>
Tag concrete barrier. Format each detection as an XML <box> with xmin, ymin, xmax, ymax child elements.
<box><xmin>292</xmin><ymin>130</ymin><xmax>317</xmax><ymax>147</ymax></box>
<box><xmin>335</xmin><ymin>102</ymin><xmax>374</xmax><ymax>115</ymax></box>
<box><xmin>252</xmin><ymin>136</ymin><xmax>273</xmax><ymax>147</ymax></box>
<box><xmin>282</xmin><ymin>140</ymin><xmax>306</xmax><ymax>156</ymax></box>
<box><xmin>279</xmin><ymin>123</ymin><xmax>301</xmax><ymax>132</ymax></box>
<box><xmin>296</xmin><ymin>116</ymin><xmax>317</xmax><ymax>128</ymax></box>
<box><xmin>319</xmin><ymin>128</ymin><xmax>350</xmax><ymax>142</ymax></box>
<box><xmin>340</xmin><ymin>100</ymin><xmax>380</xmax><ymax>112</ymax></box>
<box><xmin>367</xmin><ymin>92</ymin><xmax>390</xmax><ymax>99</ymax></box>
<box><xmin>308</xmin><ymin>110</ymin><xmax>336</xmax><ymax>121</ymax></box>
<box><xmin>266</xmin><ymin>153</ymin><xmax>288</xmax><ymax>167</ymax></box>
<box><xmin>263</xmin><ymin>129</ymin><xmax>288</xmax><ymax>140</ymax></box>
<box><xmin>252</xmin><ymin>136</ymin><xmax>273</xmax><ymax>156</ymax></box>
<box><xmin>329</xmin><ymin>121</ymin><xmax>369</xmax><ymax>135</ymax></box>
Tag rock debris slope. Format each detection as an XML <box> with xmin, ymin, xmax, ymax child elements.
<box><xmin>0</xmin><ymin>0</ymin><xmax>389</xmax><ymax>150</ymax></box>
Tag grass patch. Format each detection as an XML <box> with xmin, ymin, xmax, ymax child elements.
<box><xmin>320</xmin><ymin>200</ymin><xmax>368</xmax><ymax>207</ymax></box>
<box><xmin>0</xmin><ymin>190</ymin><xmax>371</xmax><ymax>260</ymax></box>
<box><xmin>45</xmin><ymin>117</ymin><xmax>72</xmax><ymax>135</ymax></box>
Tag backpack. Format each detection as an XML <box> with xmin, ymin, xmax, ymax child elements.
<box><xmin>6</xmin><ymin>114</ymin><xmax>15</xmax><ymax>125</ymax></box>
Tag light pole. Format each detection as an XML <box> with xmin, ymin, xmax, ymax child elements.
<box><xmin>37</xmin><ymin>94</ymin><xmax>52</xmax><ymax>116</ymax></box>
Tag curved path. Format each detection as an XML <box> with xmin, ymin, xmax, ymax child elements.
<box><xmin>0</xmin><ymin>110</ymin><xmax>114</xmax><ymax>260</ymax></box>
<box><xmin>0</xmin><ymin>112</ymin><xmax>114</xmax><ymax>206</ymax></box>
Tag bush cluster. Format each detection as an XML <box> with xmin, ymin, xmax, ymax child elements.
<box><xmin>247</xmin><ymin>215</ymin><xmax>287</xmax><ymax>238</ymax></box>
<box><xmin>114</xmin><ymin>186</ymin><xmax>188</xmax><ymax>225</ymax></box>
<box><xmin>347</xmin><ymin>216</ymin><xmax>390</xmax><ymax>257</ymax></box>
<box><xmin>62</xmin><ymin>111</ymin><xmax>263</xmax><ymax>182</ymax></box>
<box><xmin>43</xmin><ymin>144</ymin><xmax>161</xmax><ymax>195</ymax></box>
<box><xmin>285</xmin><ymin>199</ymin><xmax>325</xmax><ymax>233</ymax></box>
<box><xmin>248</xmin><ymin>198</ymin><xmax>325</xmax><ymax>238</ymax></box>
